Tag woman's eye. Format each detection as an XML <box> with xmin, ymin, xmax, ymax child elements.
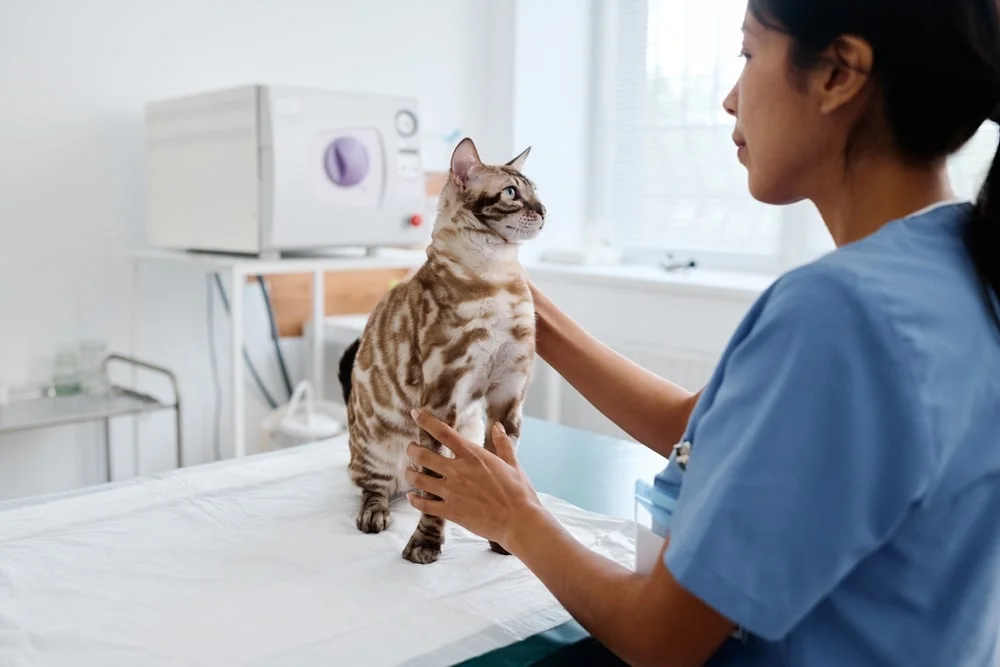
<box><xmin>503</xmin><ymin>186</ymin><xmax>517</xmax><ymax>198</ymax></box>
<box><xmin>739</xmin><ymin>49</ymin><xmax>751</xmax><ymax>60</ymax></box>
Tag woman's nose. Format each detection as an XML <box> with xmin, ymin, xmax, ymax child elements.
<box><xmin>722</xmin><ymin>83</ymin><xmax>738</xmax><ymax>117</ymax></box>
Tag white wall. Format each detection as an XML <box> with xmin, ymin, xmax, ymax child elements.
<box><xmin>510</xmin><ymin>0</ymin><xmax>595</xmax><ymax>263</ymax></box>
<box><xmin>0</xmin><ymin>0</ymin><xmax>515</xmax><ymax>499</ymax></box>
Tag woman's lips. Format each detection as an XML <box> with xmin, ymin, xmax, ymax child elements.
<box><xmin>733</xmin><ymin>134</ymin><xmax>746</xmax><ymax>159</ymax></box>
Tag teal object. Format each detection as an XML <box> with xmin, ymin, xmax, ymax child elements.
<box><xmin>453</xmin><ymin>619</ymin><xmax>627</xmax><ymax>666</ymax></box>
<box><xmin>517</xmin><ymin>417</ymin><xmax>667</xmax><ymax>520</ymax></box>
<box><xmin>453</xmin><ymin>621</ymin><xmax>590</xmax><ymax>667</ymax></box>
<box><xmin>633</xmin><ymin>478</ymin><xmax>675</xmax><ymax>536</ymax></box>
<box><xmin>52</xmin><ymin>349</ymin><xmax>81</xmax><ymax>396</ymax></box>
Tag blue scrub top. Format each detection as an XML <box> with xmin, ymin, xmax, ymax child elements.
<box><xmin>656</xmin><ymin>201</ymin><xmax>1000</xmax><ymax>666</ymax></box>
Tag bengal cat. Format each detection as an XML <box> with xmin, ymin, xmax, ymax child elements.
<box><xmin>337</xmin><ymin>137</ymin><xmax>546</xmax><ymax>564</ymax></box>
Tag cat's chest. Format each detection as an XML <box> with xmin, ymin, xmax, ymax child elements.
<box><xmin>463</xmin><ymin>293</ymin><xmax>532</xmax><ymax>333</ymax></box>
<box><xmin>456</xmin><ymin>293</ymin><xmax>534</xmax><ymax>359</ymax></box>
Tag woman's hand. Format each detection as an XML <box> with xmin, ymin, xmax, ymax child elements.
<box><xmin>405</xmin><ymin>409</ymin><xmax>546</xmax><ymax>551</ymax></box>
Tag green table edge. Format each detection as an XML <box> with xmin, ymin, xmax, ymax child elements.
<box><xmin>453</xmin><ymin>620</ymin><xmax>590</xmax><ymax>667</ymax></box>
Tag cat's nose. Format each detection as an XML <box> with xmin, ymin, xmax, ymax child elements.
<box><xmin>532</xmin><ymin>201</ymin><xmax>546</xmax><ymax>217</ymax></box>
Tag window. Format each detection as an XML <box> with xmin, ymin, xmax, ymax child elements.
<box><xmin>590</xmin><ymin>0</ymin><xmax>998</xmax><ymax>274</ymax></box>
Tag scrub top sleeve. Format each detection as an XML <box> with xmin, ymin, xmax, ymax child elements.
<box><xmin>663</xmin><ymin>266</ymin><xmax>934</xmax><ymax>642</ymax></box>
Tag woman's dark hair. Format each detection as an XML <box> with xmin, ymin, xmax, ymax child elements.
<box><xmin>748</xmin><ymin>0</ymin><xmax>1000</xmax><ymax>331</ymax></box>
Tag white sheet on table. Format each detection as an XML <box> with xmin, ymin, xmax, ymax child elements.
<box><xmin>0</xmin><ymin>437</ymin><xmax>636</xmax><ymax>667</ymax></box>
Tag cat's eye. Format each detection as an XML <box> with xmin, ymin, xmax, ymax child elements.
<box><xmin>502</xmin><ymin>186</ymin><xmax>517</xmax><ymax>198</ymax></box>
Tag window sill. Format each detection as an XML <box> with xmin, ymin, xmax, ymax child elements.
<box><xmin>523</xmin><ymin>259</ymin><xmax>777</xmax><ymax>302</ymax></box>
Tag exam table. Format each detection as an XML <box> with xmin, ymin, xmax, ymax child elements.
<box><xmin>0</xmin><ymin>418</ymin><xmax>666</xmax><ymax>666</ymax></box>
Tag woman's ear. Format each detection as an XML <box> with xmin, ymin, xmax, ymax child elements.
<box><xmin>814</xmin><ymin>35</ymin><xmax>874</xmax><ymax>116</ymax></box>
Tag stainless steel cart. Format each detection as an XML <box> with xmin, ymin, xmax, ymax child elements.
<box><xmin>0</xmin><ymin>354</ymin><xmax>182</xmax><ymax>482</ymax></box>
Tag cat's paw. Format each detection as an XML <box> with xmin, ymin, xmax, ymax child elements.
<box><xmin>402</xmin><ymin>536</ymin><xmax>442</xmax><ymax>564</ymax></box>
<box><xmin>488</xmin><ymin>540</ymin><xmax>511</xmax><ymax>556</ymax></box>
<box><xmin>356</xmin><ymin>506</ymin><xmax>391</xmax><ymax>534</ymax></box>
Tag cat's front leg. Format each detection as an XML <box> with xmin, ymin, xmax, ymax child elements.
<box><xmin>402</xmin><ymin>378</ymin><xmax>464</xmax><ymax>565</ymax></box>
<box><xmin>348</xmin><ymin>443</ymin><xmax>396</xmax><ymax>534</ymax></box>
<box><xmin>484</xmin><ymin>381</ymin><xmax>528</xmax><ymax>556</ymax></box>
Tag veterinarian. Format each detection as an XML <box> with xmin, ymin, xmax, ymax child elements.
<box><xmin>406</xmin><ymin>0</ymin><xmax>1000</xmax><ymax>664</ymax></box>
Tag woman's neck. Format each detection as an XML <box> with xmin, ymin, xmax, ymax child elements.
<box><xmin>811</xmin><ymin>155</ymin><xmax>957</xmax><ymax>247</ymax></box>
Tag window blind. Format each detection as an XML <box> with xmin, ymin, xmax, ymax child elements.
<box><xmin>607</xmin><ymin>0</ymin><xmax>781</xmax><ymax>258</ymax></box>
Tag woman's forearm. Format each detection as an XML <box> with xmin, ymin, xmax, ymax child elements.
<box><xmin>508</xmin><ymin>509</ymin><xmax>656</xmax><ymax>662</ymax></box>
<box><xmin>532</xmin><ymin>287</ymin><xmax>700</xmax><ymax>457</ymax></box>
<box><xmin>506</xmin><ymin>507</ymin><xmax>732</xmax><ymax>667</ymax></box>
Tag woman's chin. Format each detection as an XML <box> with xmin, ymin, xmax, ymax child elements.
<box><xmin>746</xmin><ymin>174</ymin><xmax>804</xmax><ymax>207</ymax></box>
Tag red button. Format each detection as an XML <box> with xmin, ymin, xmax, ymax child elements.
<box><xmin>408</xmin><ymin>214</ymin><xmax>423</xmax><ymax>227</ymax></box>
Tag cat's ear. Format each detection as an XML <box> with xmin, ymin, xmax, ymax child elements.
<box><xmin>505</xmin><ymin>146</ymin><xmax>531</xmax><ymax>172</ymax></box>
<box><xmin>449</xmin><ymin>137</ymin><xmax>482</xmax><ymax>187</ymax></box>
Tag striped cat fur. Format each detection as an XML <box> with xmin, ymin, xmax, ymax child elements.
<box><xmin>338</xmin><ymin>137</ymin><xmax>546</xmax><ymax>564</ymax></box>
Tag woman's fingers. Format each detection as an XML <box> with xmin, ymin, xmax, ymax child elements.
<box><xmin>407</xmin><ymin>491</ymin><xmax>448</xmax><ymax>518</ymax></box>
<box><xmin>404</xmin><ymin>465</ymin><xmax>447</xmax><ymax>498</ymax></box>
<box><xmin>411</xmin><ymin>409</ymin><xmax>479</xmax><ymax>458</ymax></box>
<box><xmin>406</xmin><ymin>441</ymin><xmax>453</xmax><ymax>477</ymax></box>
<box><xmin>491</xmin><ymin>423</ymin><xmax>518</xmax><ymax>466</ymax></box>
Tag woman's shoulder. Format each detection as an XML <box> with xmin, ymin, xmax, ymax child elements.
<box><xmin>719</xmin><ymin>250</ymin><xmax>928</xmax><ymax>398</ymax></box>
<box><xmin>794</xmin><ymin>201</ymin><xmax>978</xmax><ymax>315</ymax></box>
<box><xmin>742</xmin><ymin>207</ymin><xmax>998</xmax><ymax>409</ymax></box>
<box><xmin>747</xmin><ymin>257</ymin><xmax>892</xmax><ymax>348</ymax></box>
<box><xmin>757</xmin><ymin>202</ymin><xmax>980</xmax><ymax>349</ymax></box>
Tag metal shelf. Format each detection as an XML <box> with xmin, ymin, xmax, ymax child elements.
<box><xmin>0</xmin><ymin>354</ymin><xmax>182</xmax><ymax>482</ymax></box>
<box><xmin>0</xmin><ymin>388</ymin><xmax>170</xmax><ymax>434</ymax></box>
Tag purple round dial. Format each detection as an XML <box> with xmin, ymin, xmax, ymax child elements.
<box><xmin>324</xmin><ymin>136</ymin><xmax>370</xmax><ymax>187</ymax></box>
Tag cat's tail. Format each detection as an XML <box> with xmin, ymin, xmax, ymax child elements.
<box><xmin>337</xmin><ymin>338</ymin><xmax>361</xmax><ymax>403</ymax></box>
